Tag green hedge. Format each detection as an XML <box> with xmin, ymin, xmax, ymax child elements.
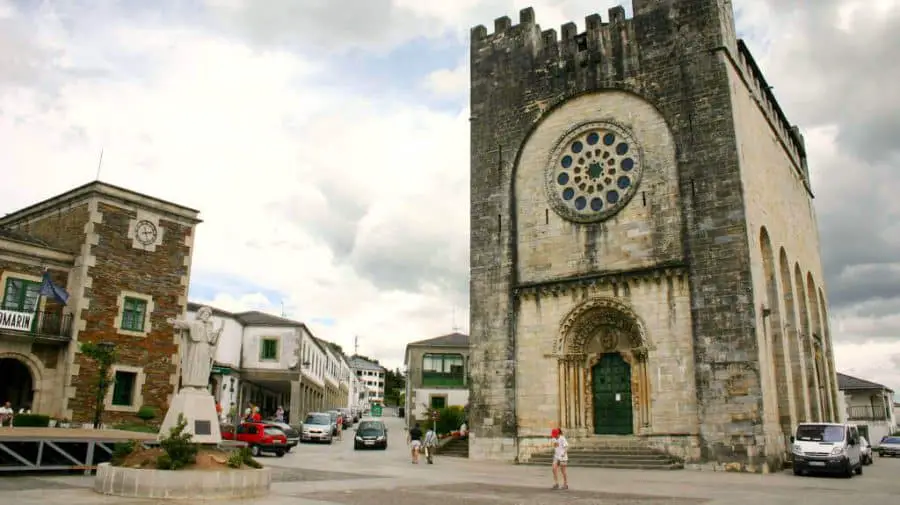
<box><xmin>435</xmin><ymin>406</ymin><xmax>466</xmax><ymax>435</ymax></box>
<box><xmin>12</xmin><ymin>414</ymin><xmax>51</xmax><ymax>427</ymax></box>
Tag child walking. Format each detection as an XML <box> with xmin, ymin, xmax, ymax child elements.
<box><xmin>550</xmin><ymin>428</ymin><xmax>569</xmax><ymax>490</ymax></box>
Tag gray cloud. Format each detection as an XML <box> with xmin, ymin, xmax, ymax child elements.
<box><xmin>749</xmin><ymin>1</ymin><xmax>900</xmax><ymax>341</ymax></box>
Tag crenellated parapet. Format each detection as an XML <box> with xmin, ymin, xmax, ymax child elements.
<box><xmin>470</xmin><ymin>6</ymin><xmax>638</xmax><ymax>85</ymax></box>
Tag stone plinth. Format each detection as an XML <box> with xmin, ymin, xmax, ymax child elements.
<box><xmin>158</xmin><ymin>387</ymin><xmax>221</xmax><ymax>444</ymax></box>
<box><xmin>93</xmin><ymin>463</ymin><xmax>270</xmax><ymax>500</ymax></box>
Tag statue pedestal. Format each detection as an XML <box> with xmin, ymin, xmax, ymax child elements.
<box><xmin>158</xmin><ymin>387</ymin><xmax>222</xmax><ymax>444</ymax></box>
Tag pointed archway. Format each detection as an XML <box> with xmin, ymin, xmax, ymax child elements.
<box><xmin>553</xmin><ymin>297</ymin><xmax>652</xmax><ymax>437</ymax></box>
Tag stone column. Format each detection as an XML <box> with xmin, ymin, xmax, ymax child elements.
<box><xmin>290</xmin><ymin>380</ymin><xmax>301</xmax><ymax>423</ymax></box>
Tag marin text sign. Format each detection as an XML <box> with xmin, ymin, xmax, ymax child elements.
<box><xmin>0</xmin><ymin>310</ymin><xmax>33</xmax><ymax>332</ymax></box>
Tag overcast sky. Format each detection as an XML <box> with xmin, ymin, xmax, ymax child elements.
<box><xmin>2</xmin><ymin>0</ymin><xmax>898</xmax><ymax>393</ymax></box>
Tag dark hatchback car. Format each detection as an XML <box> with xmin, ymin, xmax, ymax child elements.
<box><xmin>353</xmin><ymin>420</ymin><xmax>388</xmax><ymax>450</ymax></box>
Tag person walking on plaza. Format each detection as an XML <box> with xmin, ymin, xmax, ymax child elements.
<box><xmin>335</xmin><ymin>413</ymin><xmax>343</xmax><ymax>441</ymax></box>
<box><xmin>407</xmin><ymin>422</ymin><xmax>423</xmax><ymax>464</ymax></box>
<box><xmin>423</xmin><ymin>426</ymin><xmax>438</xmax><ymax>464</ymax></box>
<box><xmin>550</xmin><ymin>428</ymin><xmax>569</xmax><ymax>490</ymax></box>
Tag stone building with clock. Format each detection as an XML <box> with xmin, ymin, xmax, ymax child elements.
<box><xmin>0</xmin><ymin>181</ymin><xmax>200</xmax><ymax>424</ymax></box>
<box><xmin>469</xmin><ymin>0</ymin><xmax>840</xmax><ymax>473</ymax></box>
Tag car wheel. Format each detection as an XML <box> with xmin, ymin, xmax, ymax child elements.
<box><xmin>276</xmin><ymin>450</ymin><xmax>285</xmax><ymax>458</ymax></box>
<box><xmin>354</xmin><ymin>444</ymin><xmax>361</xmax><ymax>450</ymax></box>
<box><xmin>855</xmin><ymin>463</ymin><xmax>863</xmax><ymax>475</ymax></box>
<box><xmin>250</xmin><ymin>445</ymin><xmax>261</xmax><ymax>457</ymax></box>
<box><xmin>792</xmin><ymin>467</ymin><xmax>802</xmax><ymax>476</ymax></box>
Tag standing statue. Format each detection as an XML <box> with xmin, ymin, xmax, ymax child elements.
<box><xmin>168</xmin><ymin>306</ymin><xmax>224</xmax><ymax>389</ymax></box>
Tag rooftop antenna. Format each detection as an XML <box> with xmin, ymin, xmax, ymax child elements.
<box><xmin>94</xmin><ymin>148</ymin><xmax>104</xmax><ymax>180</ymax></box>
<box><xmin>281</xmin><ymin>301</ymin><xmax>286</xmax><ymax>317</ymax></box>
<box><xmin>354</xmin><ymin>335</ymin><xmax>359</xmax><ymax>355</ymax></box>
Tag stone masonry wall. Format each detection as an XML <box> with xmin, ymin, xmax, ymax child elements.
<box><xmin>470</xmin><ymin>0</ymin><xmax>779</xmax><ymax>470</ymax></box>
<box><xmin>514</xmin><ymin>90</ymin><xmax>683</xmax><ymax>283</ymax></box>
<box><xmin>66</xmin><ymin>201</ymin><xmax>193</xmax><ymax>423</ymax></box>
<box><xmin>728</xmin><ymin>56</ymin><xmax>839</xmax><ymax>446</ymax></box>
<box><xmin>14</xmin><ymin>203</ymin><xmax>91</xmax><ymax>254</ymax></box>
<box><xmin>0</xmin><ymin>256</ymin><xmax>72</xmax><ymax>417</ymax></box>
<box><xmin>515</xmin><ymin>277</ymin><xmax>698</xmax><ymax>436</ymax></box>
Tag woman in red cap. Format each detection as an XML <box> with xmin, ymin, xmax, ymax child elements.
<box><xmin>550</xmin><ymin>428</ymin><xmax>569</xmax><ymax>490</ymax></box>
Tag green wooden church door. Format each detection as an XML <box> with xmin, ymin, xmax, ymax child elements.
<box><xmin>592</xmin><ymin>353</ymin><xmax>634</xmax><ymax>435</ymax></box>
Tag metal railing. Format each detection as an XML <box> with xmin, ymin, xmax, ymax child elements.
<box><xmin>0</xmin><ymin>309</ymin><xmax>73</xmax><ymax>340</ymax></box>
<box><xmin>847</xmin><ymin>405</ymin><xmax>890</xmax><ymax>421</ymax></box>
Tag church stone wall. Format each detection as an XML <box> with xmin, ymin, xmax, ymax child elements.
<box><xmin>727</xmin><ymin>47</ymin><xmax>839</xmax><ymax>443</ymax></box>
<box><xmin>515</xmin><ymin>276</ymin><xmax>698</xmax><ymax>435</ymax></box>
<box><xmin>514</xmin><ymin>91</ymin><xmax>683</xmax><ymax>283</ymax></box>
<box><xmin>470</xmin><ymin>1</ymin><xmax>794</xmax><ymax>472</ymax></box>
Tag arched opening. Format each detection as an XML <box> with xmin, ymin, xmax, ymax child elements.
<box><xmin>0</xmin><ymin>357</ymin><xmax>34</xmax><ymax>411</ymax></box>
<box><xmin>779</xmin><ymin>249</ymin><xmax>806</xmax><ymax>422</ymax></box>
<box><xmin>818</xmin><ymin>288</ymin><xmax>840</xmax><ymax>421</ymax></box>
<box><xmin>761</xmin><ymin>228</ymin><xmax>791</xmax><ymax>438</ymax></box>
<box><xmin>556</xmin><ymin>298</ymin><xmax>651</xmax><ymax>437</ymax></box>
<box><xmin>794</xmin><ymin>263</ymin><xmax>817</xmax><ymax>422</ymax></box>
<box><xmin>804</xmin><ymin>274</ymin><xmax>824</xmax><ymax>421</ymax></box>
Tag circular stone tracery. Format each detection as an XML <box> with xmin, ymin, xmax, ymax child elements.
<box><xmin>545</xmin><ymin>122</ymin><xmax>643</xmax><ymax>223</ymax></box>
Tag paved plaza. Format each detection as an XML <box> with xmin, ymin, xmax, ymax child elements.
<box><xmin>3</xmin><ymin>415</ymin><xmax>899</xmax><ymax>505</ymax></box>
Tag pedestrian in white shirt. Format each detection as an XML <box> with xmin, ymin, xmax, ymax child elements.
<box><xmin>550</xmin><ymin>428</ymin><xmax>569</xmax><ymax>490</ymax></box>
<box><xmin>0</xmin><ymin>401</ymin><xmax>14</xmax><ymax>427</ymax></box>
<box><xmin>423</xmin><ymin>427</ymin><xmax>438</xmax><ymax>464</ymax></box>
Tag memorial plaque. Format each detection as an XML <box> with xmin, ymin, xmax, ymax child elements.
<box><xmin>194</xmin><ymin>420</ymin><xmax>212</xmax><ymax>436</ymax></box>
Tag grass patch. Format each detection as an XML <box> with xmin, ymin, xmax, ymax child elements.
<box><xmin>113</xmin><ymin>422</ymin><xmax>158</xmax><ymax>433</ymax></box>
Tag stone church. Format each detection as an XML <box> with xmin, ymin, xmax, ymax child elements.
<box><xmin>468</xmin><ymin>0</ymin><xmax>839</xmax><ymax>473</ymax></box>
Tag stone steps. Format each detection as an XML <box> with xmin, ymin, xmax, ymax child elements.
<box><xmin>520</xmin><ymin>460</ymin><xmax>683</xmax><ymax>470</ymax></box>
<box><xmin>436</xmin><ymin>438</ymin><xmax>469</xmax><ymax>458</ymax></box>
<box><xmin>522</xmin><ymin>437</ymin><xmax>683</xmax><ymax>470</ymax></box>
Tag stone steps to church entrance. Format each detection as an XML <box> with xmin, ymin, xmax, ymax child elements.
<box><xmin>520</xmin><ymin>460</ymin><xmax>683</xmax><ymax>470</ymax></box>
<box><xmin>530</xmin><ymin>452</ymin><xmax>673</xmax><ymax>463</ymax></box>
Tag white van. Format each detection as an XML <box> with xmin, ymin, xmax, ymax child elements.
<box><xmin>791</xmin><ymin>422</ymin><xmax>863</xmax><ymax>477</ymax></box>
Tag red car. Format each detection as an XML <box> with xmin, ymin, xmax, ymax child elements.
<box><xmin>221</xmin><ymin>422</ymin><xmax>288</xmax><ymax>457</ymax></box>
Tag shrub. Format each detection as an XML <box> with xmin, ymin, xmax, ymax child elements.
<box><xmin>111</xmin><ymin>440</ymin><xmax>137</xmax><ymax>466</ymax></box>
<box><xmin>136</xmin><ymin>406</ymin><xmax>156</xmax><ymax>423</ymax></box>
<box><xmin>226</xmin><ymin>447</ymin><xmax>262</xmax><ymax>469</ymax></box>
<box><xmin>12</xmin><ymin>414</ymin><xmax>51</xmax><ymax>427</ymax></box>
<box><xmin>435</xmin><ymin>406</ymin><xmax>466</xmax><ymax>435</ymax></box>
<box><xmin>156</xmin><ymin>414</ymin><xmax>198</xmax><ymax>470</ymax></box>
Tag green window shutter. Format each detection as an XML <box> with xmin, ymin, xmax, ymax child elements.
<box><xmin>121</xmin><ymin>298</ymin><xmax>147</xmax><ymax>331</ymax></box>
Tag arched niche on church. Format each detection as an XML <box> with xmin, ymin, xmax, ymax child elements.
<box><xmin>552</xmin><ymin>297</ymin><xmax>653</xmax><ymax>437</ymax></box>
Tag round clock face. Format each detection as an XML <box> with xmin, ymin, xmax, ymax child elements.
<box><xmin>545</xmin><ymin>121</ymin><xmax>643</xmax><ymax>223</ymax></box>
<box><xmin>135</xmin><ymin>220</ymin><xmax>158</xmax><ymax>245</ymax></box>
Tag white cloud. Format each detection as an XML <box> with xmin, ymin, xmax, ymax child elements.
<box><xmin>2</xmin><ymin>0</ymin><xmax>899</xmax><ymax>387</ymax></box>
<box><xmin>423</xmin><ymin>60</ymin><xmax>468</xmax><ymax>99</ymax></box>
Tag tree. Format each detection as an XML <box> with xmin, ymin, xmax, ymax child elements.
<box><xmin>383</xmin><ymin>368</ymin><xmax>406</xmax><ymax>406</ymax></box>
<box><xmin>81</xmin><ymin>342</ymin><xmax>117</xmax><ymax>428</ymax></box>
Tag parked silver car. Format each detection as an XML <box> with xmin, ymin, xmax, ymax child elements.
<box><xmin>301</xmin><ymin>412</ymin><xmax>333</xmax><ymax>444</ymax></box>
<box><xmin>877</xmin><ymin>436</ymin><xmax>900</xmax><ymax>457</ymax></box>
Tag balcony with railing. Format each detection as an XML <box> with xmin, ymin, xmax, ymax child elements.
<box><xmin>0</xmin><ymin>309</ymin><xmax>73</xmax><ymax>342</ymax></box>
<box><xmin>847</xmin><ymin>405</ymin><xmax>890</xmax><ymax>422</ymax></box>
<box><xmin>422</xmin><ymin>371</ymin><xmax>465</xmax><ymax>388</ymax></box>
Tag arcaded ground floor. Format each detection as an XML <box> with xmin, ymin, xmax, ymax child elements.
<box><xmin>4</xmin><ymin>410</ymin><xmax>899</xmax><ymax>505</ymax></box>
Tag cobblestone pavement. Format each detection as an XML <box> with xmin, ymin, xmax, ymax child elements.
<box><xmin>4</xmin><ymin>413</ymin><xmax>899</xmax><ymax>504</ymax></box>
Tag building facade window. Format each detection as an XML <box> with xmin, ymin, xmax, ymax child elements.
<box><xmin>1</xmin><ymin>277</ymin><xmax>41</xmax><ymax>313</ymax></box>
<box><xmin>422</xmin><ymin>353</ymin><xmax>465</xmax><ymax>387</ymax></box>
<box><xmin>430</xmin><ymin>395</ymin><xmax>447</xmax><ymax>409</ymax></box>
<box><xmin>114</xmin><ymin>291</ymin><xmax>154</xmax><ymax>337</ymax></box>
<box><xmin>121</xmin><ymin>297</ymin><xmax>147</xmax><ymax>332</ymax></box>
<box><xmin>104</xmin><ymin>364</ymin><xmax>146</xmax><ymax>413</ymax></box>
<box><xmin>260</xmin><ymin>338</ymin><xmax>279</xmax><ymax>361</ymax></box>
<box><xmin>112</xmin><ymin>370</ymin><xmax>137</xmax><ymax>406</ymax></box>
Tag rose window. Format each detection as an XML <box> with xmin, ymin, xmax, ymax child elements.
<box><xmin>544</xmin><ymin>122</ymin><xmax>643</xmax><ymax>223</ymax></box>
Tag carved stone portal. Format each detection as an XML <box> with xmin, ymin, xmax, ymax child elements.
<box><xmin>554</xmin><ymin>297</ymin><xmax>652</xmax><ymax>437</ymax></box>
